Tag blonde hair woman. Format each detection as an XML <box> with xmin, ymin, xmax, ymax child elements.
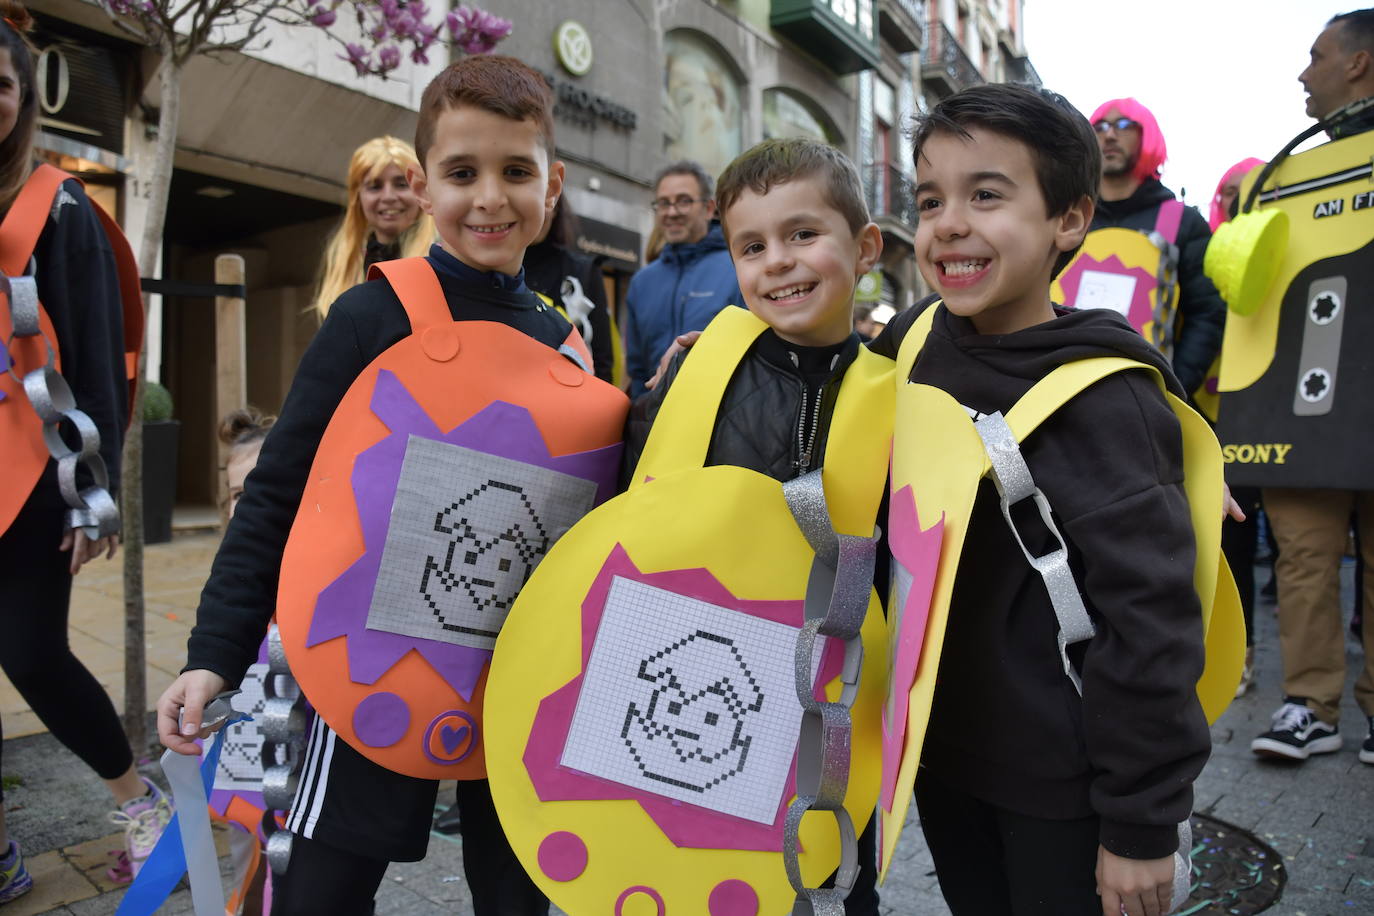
<box><xmin>313</xmin><ymin>136</ymin><xmax>434</xmax><ymax>319</ymax></box>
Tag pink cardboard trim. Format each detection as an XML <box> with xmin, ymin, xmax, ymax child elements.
<box><xmin>523</xmin><ymin>544</ymin><xmax>842</xmax><ymax>852</ymax></box>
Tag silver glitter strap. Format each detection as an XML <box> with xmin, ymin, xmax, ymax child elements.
<box><xmin>780</xmin><ymin>470</ymin><xmax>876</xmax><ymax>911</ymax></box>
<box><xmin>4</xmin><ymin>268</ymin><xmax>121</xmax><ymax>539</ymax></box>
<box><xmin>260</xmin><ymin>624</ymin><xmax>310</xmax><ymax>874</ymax></box>
<box><xmin>973</xmin><ymin>412</ymin><xmax>1095</xmax><ymax>695</ymax></box>
<box><xmin>556</xmin><ymin>341</ymin><xmax>590</xmax><ymax>374</ymax></box>
<box><xmin>1145</xmin><ymin>231</ymin><xmax>1181</xmax><ymax>356</ymax></box>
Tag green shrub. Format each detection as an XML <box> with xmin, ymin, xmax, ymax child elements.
<box><xmin>143</xmin><ymin>380</ymin><xmax>174</xmax><ymax>422</ymax></box>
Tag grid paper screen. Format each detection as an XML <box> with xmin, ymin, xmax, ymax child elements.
<box><xmin>214</xmin><ymin>662</ymin><xmax>268</xmax><ymax>793</ymax></box>
<box><xmin>367</xmin><ymin>435</ymin><xmax>598</xmax><ymax>651</ymax></box>
<box><xmin>560</xmin><ymin>576</ymin><xmax>823</xmax><ymax>825</ymax></box>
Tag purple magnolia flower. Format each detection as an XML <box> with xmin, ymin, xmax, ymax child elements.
<box><xmin>377</xmin><ymin>44</ymin><xmax>401</xmax><ymax>71</ymax></box>
<box><xmin>446</xmin><ymin>5</ymin><xmax>512</xmax><ymax>55</ymax></box>
<box><xmin>309</xmin><ymin>6</ymin><xmax>337</xmax><ymax>27</ymax></box>
<box><xmin>410</xmin><ymin>46</ymin><xmax>430</xmax><ymax>65</ymax></box>
<box><xmin>342</xmin><ymin>42</ymin><xmax>370</xmax><ymax>75</ymax></box>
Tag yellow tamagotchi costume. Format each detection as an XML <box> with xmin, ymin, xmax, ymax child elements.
<box><xmin>1205</xmin><ymin>114</ymin><xmax>1374</xmax><ymax>488</ymax></box>
<box><xmin>486</xmin><ymin>306</ymin><xmax>892</xmax><ymax>915</ymax></box>
<box><xmin>878</xmin><ymin>306</ymin><xmax>1245</xmax><ymax>878</ymax></box>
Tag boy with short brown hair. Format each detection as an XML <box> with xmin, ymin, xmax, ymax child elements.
<box><xmin>157</xmin><ymin>56</ymin><xmax>606</xmax><ymax>916</ymax></box>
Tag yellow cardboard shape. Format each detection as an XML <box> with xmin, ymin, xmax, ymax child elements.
<box><xmin>1052</xmin><ymin>226</ymin><xmax>1178</xmax><ymax>349</ymax></box>
<box><xmin>879</xmin><ymin>306</ymin><xmax>1244</xmax><ymax>878</ymax></box>
<box><xmin>486</xmin><ymin>307</ymin><xmax>893</xmax><ymax>914</ymax></box>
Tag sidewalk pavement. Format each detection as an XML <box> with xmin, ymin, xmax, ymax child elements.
<box><xmin>2</xmin><ymin>532</ymin><xmax>1370</xmax><ymax>914</ymax></box>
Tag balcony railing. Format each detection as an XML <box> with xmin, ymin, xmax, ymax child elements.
<box><xmin>920</xmin><ymin>22</ymin><xmax>983</xmax><ymax>96</ymax></box>
<box><xmin>877</xmin><ymin>0</ymin><xmax>924</xmax><ymax>53</ymax></box>
<box><xmin>1005</xmin><ymin>54</ymin><xmax>1042</xmax><ymax>89</ymax></box>
<box><xmin>866</xmin><ymin>163</ymin><xmax>919</xmax><ymax>230</ymax></box>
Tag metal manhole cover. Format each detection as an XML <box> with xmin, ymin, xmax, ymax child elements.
<box><xmin>1179</xmin><ymin>812</ymin><xmax>1286</xmax><ymax>914</ymax></box>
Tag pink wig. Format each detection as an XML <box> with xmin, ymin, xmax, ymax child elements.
<box><xmin>1090</xmin><ymin>97</ymin><xmax>1167</xmax><ymax>183</ymax></box>
<box><xmin>1208</xmin><ymin>157</ymin><xmax>1266</xmax><ymax>230</ymax></box>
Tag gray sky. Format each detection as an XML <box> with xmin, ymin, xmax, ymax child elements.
<box><xmin>1024</xmin><ymin>1</ymin><xmax>1348</xmax><ymax>213</ymax></box>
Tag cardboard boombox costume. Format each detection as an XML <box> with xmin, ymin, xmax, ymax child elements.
<box><xmin>485</xmin><ymin>307</ymin><xmax>892</xmax><ymax>915</ymax></box>
<box><xmin>877</xmin><ymin>305</ymin><xmax>1245</xmax><ymax>877</ymax></box>
<box><xmin>1205</xmin><ymin>110</ymin><xmax>1374</xmax><ymax>489</ymax></box>
<box><xmin>276</xmin><ymin>257</ymin><xmax>628</xmax><ymax>780</ymax></box>
<box><xmin>0</xmin><ymin>163</ymin><xmax>143</xmax><ymax>539</ymax></box>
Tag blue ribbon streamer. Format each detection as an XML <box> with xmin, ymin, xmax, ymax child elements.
<box><xmin>115</xmin><ymin>714</ymin><xmax>249</xmax><ymax>916</ymax></box>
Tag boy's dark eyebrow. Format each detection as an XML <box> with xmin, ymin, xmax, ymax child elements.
<box><xmin>915</xmin><ymin>171</ymin><xmax>1016</xmax><ymax>196</ymax></box>
<box><xmin>433</xmin><ymin>152</ymin><xmax>541</xmax><ymax>169</ymax></box>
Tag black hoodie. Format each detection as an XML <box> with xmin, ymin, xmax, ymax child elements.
<box><xmin>1091</xmin><ymin>178</ymin><xmax>1225</xmax><ymax>397</ymax></box>
<box><xmin>871</xmin><ymin>303</ymin><xmax>1210</xmax><ymax>860</ymax></box>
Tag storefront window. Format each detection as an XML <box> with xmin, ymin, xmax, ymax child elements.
<box><xmin>663</xmin><ymin>31</ymin><xmax>744</xmax><ymax>182</ymax></box>
<box><xmin>762</xmin><ymin>89</ymin><xmax>840</xmax><ymax>145</ymax></box>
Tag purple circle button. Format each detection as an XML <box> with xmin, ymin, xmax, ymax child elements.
<box><xmin>352</xmin><ymin>692</ymin><xmax>410</xmax><ymax>747</ymax></box>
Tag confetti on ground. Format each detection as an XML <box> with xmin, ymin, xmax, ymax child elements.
<box><xmin>1178</xmin><ymin>813</ymin><xmax>1286</xmax><ymax>915</ymax></box>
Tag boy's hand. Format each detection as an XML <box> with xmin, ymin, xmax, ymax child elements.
<box><xmin>157</xmin><ymin>669</ymin><xmax>229</xmax><ymax>756</ymax></box>
<box><xmin>645</xmin><ymin>331</ymin><xmax>702</xmax><ymax>391</ymax></box>
<box><xmin>1096</xmin><ymin>845</ymin><xmax>1175</xmax><ymax>916</ymax></box>
<box><xmin>59</xmin><ymin>529</ymin><xmax>120</xmax><ymax>576</ymax></box>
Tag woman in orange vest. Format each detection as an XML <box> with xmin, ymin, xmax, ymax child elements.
<box><xmin>0</xmin><ymin>3</ymin><xmax>165</xmax><ymax>903</ymax></box>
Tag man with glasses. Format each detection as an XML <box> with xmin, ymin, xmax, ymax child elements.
<box><xmin>1053</xmin><ymin>98</ymin><xmax>1225</xmax><ymax>412</ymax></box>
<box><xmin>625</xmin><ymin>160</ymin><xmax>741</xmax><ymax>395</ymax></box>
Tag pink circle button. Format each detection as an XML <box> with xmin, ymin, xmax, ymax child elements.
<box><xmin>536</xmin><ymin>831</ymin><xmax>588</xmax><ymax>882</ymax></box>
<box><xmin>422</xmin><ymin>325</ymin><xmax>460</xmax><ymax>361</ymax></box>
<box><xmin>614</xmin><ymin>886</ymin><xmax>666</xmax><ymax>916</ymax></box>
<box><xmin>708</xmin><ymin>879</ymin><xmax>759</xmax><ymax>916</ymax></box>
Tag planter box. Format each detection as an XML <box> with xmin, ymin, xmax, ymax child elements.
<box><xmin>142</xmin><ymin>419</ymin><xmax>180</xmax><ymax>544</ymax></box>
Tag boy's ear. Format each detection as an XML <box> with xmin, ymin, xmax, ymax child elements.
<box><xmin>1054</xmin><ymin>194</ymin><xmax>1094</xmax><ymax>252</ymax></box>
<box><xmin>545</xmin><ymin>160</ymin><xmax>566</xmax><ymax>219</ymax></box>
<box><xmin>855</xmin><ymin>221</ymin><xmax>884</xmax><ymax>276</ymax></box>
<box><xmin>408</xmin><ymin>164</ymin><xmax>433</xmax><ymax>215</ymax></box>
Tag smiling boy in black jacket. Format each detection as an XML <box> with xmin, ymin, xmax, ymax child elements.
<box><xmin>623</xmin><ymin>138</ymin><xmax>885</xmax><ymax>914</ymax></box>
<box><xmin>870</xmin><ymin>85</ymin><xmax>1211</xmax><ymax>916</ymax></box>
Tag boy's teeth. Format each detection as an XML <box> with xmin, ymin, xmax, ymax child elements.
<box><xmin>943</xmin><ymin>259</ymin><xmax>987</xmax><ymax>277</ymax></box>
<box><xmin>472</xmin><ymin>224</ymin><xmax>512</xmax><ymax>234</ymax></box>
<box><xmin>767</xmin><ymin>284</ymin><xmax>813</xmax><ymax>300</ymax></box>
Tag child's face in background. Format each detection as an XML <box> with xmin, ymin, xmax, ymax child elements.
<box><xmin>724</xmin><ymin>177</ymin><xmax>881</xmax><ymax>348</ymax></box>
<box><xmin>914</xmin><ymin>127</ymin><xmax>1088</xmax><ymax>335</ymax></box>
<box><xmin>359</xmin><ymin>163</ymin><xmax>421</xmax><ymax>245</ymax></box>
<box><xmin>410</xmin><ymin>105</ymin><xmax>564</xmax><ymax>276</ymax></box>
<box><xmin>226</xmin><ymin>440</ymin><xmax>264</xmax><ymax>520</ymax></box>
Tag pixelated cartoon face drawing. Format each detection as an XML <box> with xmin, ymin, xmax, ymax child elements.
<box><xmin>620</xmin><ymin>630</ymin><xmax>765</xmax><ymax>794</ymax></box>
<box><xmin>215</xmin><ymin>663</ymin><xmax>268</xmax><ymax>790</ymax></box>
<box><xmin>420</xmin><ymin>479</ymin><xmax>549</xmax><ymax>637</ymax></box>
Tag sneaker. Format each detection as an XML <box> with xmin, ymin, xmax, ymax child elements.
<box><xmin>1235</xmin><ymin>646</ymin><xmax>1256</xmax><ymax>698</ymax></box>
<box><xmin>0</xmin><ymin>841</ymin><xmax>33</xmax><ymax>904</ymax></box>
<box><xmin>1361</xmin><ymin>716</ymin><xmax>1374</xmax><ymax>766</ymax></box>
<box><xmin>1251</xmin><ymin>700</ymin><xmax>1342</xmax><ymax>760</ymax></box>
<box><xmin>108</xmin><ymin>777</ymin><xmax>173</xmax><ymax>878</ymax></box>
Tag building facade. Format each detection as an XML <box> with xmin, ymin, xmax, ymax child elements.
<box><xmin>31</xmin><ymin>0</ymin><xmax>1035</xmax><ymax>514</ymax></box>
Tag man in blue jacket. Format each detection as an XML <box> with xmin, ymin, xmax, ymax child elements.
<box><xmin>626</xmin><ymin>160</ymin><xmax>741</xmax><ymax>395</ymax></box>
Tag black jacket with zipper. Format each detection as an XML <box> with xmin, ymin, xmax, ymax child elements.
<box><xmin>621</xmin><ymin>328</ymin><xmax>859</xmax><ymax>487</ymax></box>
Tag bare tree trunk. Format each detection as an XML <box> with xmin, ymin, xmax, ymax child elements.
<box><xmin>121</xmin><ymin>45</ymin><xmax>180</xmax><ymax>755</ymax></box>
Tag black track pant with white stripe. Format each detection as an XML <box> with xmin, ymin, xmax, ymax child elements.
<box><xmin>275</xmin><ymin>716</ymin><xmax>547</xmax><ymax>915</ymax></box>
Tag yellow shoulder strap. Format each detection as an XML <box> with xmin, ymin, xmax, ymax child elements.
<box><xmin>822</xmin><ymin>347</ymin><xmax>894</xmax><ymax>536</ymax></box>
<box><xmin>1003</xmin><ymin>356</ymin><xmax>1161</xmax><ymax>441</ymax></box>
<box><xmin>894</xmin><ymin>304</ymin><xmax>938</xmax><ymax>383</ymax></box>
<box><xmin>629</xmin><ymin>306</ymin><xmax>768</xmax><ymax>487</ymax></box>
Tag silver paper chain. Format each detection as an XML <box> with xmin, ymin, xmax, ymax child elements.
<box><xmin>4</xmin><ymin>264</ymin><xmax>120</xmax><ymax>539</ymax></box>
<box><xmin>781</xmin><ymin>469</ymin><xmax>877</xmax><ymax>916</ymax></box>
<box><xmin>260</xmin><ymin>624</ymin><xmax>310</xmax><ymax>874</ymax></box>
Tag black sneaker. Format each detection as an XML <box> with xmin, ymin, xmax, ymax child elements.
<box><xmin>1250</xmin><ymin>700</ymin><xmax>1342</xmax><ymax>760</ymax></box>
<box><xmin>1360</xmin><ymin>716</ymin><xmax>1374</xmax><ymax>766</ymax></box>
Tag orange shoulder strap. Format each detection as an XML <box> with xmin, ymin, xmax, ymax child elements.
<box><xmin>0</xmin><ymin>163</ymin><xmax>68</xmax><ymax>276</ymax></box>
<box><xmin>370</xmin><ymin>257</ymin><xmax>451</xmax><ymax>331</ymax></box>
<box><xmin>90</xmin><ymin>196</ymin><xmax>144</xmax><ymax>383</ymax></box>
